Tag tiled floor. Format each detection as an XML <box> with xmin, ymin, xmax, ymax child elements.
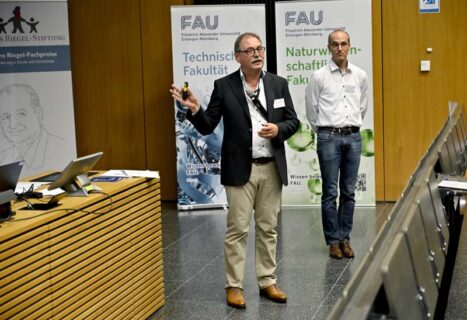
<box><xmin>149</xmin><ymin>202</ymin><xmax>392</xmax><ymax>320</ymax></box>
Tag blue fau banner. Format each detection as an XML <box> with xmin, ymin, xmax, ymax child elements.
<box><xmin>171</xmin><ymin>5</ymin><xmax>266</xmax><ymax>210</ymax></box>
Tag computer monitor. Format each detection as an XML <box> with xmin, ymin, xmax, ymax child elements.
<box><xmin>0</xmin><ymin>161</ymin><xmax>23</xmax><ymax>220</ymax></box>
<box><xmin>48</xmin><ymin>152</ymin><xmax>103</xmax><ymax>197</ymax></box>
<box><xmin>0</xmin><ymin>161</ymin><xmax>23</xmax><ymax>191</ymax></box>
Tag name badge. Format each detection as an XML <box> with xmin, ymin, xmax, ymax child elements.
<box><xmin>273</xmin><ymin>98</ymin><xmax>285</xmax><ymax>109</ymax></box>
<box><xmin>344</xmin><ymin>85</ymin><xmax>356</xmax><ymax>93</ymax></box>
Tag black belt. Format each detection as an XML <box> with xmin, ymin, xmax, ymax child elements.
<box><xmin>319</xmin><ymin>126</ymin><xmax>360</xmax><ymax>135</ymax></box>
<box><xmin>252</xmin><ymin>157</ymin><xmax>274</xmax><ymax>165</ymax></box>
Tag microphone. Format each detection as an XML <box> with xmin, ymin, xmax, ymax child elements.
<box><xmin>246</xmin><ymin>89</ymin><xmax>268</xmax><ymax>119</ymax></box>
<box><xmin>181</xmin><ymin>81</ymin><xmax>189</xmax><ymax>100</ymax></box>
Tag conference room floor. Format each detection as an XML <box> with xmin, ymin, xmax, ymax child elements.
<box><xmin>147</xmin><ymin>202</ymin><xmax>389</xmax><ymax>320</ymax></box>
<box><xmin>148</xmin><ymin>201</ymin><xmax>465</xmax><ymax>320</ymax></box>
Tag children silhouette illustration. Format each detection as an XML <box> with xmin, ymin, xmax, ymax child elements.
<box><xmin>8</xmin><ymin>6</ymin><xmax>26</xmax><ymax>33</ymax></box>
<box><xmin>26</xmin><ymin>17</ymin><xmax>39</xmax><ymax>33</ymax></box>
<box><xmin>0</xmin><ymin>18</ymin><xmax>9</xmax><ymax>34</ymax></box>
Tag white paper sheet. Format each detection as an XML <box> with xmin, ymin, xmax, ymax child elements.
<box><xmin>438</xmin><ymin>180</ymin><xmax>467</xmax><ymax>190</ymax></box>
<box><xmin>15</xmin><ymin>182</ymin><xmax>48</xmax><ymax>193</ymax></box>
<box><xmin>101</xmin><ymin>170</ymin><xmax>160</xmax><ymax>179</ymax></box>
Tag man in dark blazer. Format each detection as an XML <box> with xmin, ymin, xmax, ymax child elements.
<box><xmin>170</xmin><ymin>32</ymin><xmax>299</xmax><ymax>309</ymax></box>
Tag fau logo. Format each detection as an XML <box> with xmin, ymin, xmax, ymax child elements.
<box><xmin>285</xmin><ymin>11</ymin><xmax>323</xmax><ymax>26</ymax></box>
<box><xmin>181</xmin><ymin>15</ymin><xmax>219</xmax><ymax>30</ymax></box>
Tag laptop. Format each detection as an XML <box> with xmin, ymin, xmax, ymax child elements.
<box><xmin>0</xmin><ymin>161</ymin><xmax>23</xmax><ymax>221</ymax></box>
<box><xmin>0</xmin><ymin>161</ymin><xmax>23</xmax><ymax>192</ymax></box>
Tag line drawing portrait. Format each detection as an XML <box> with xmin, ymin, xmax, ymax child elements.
<box><xmin>0</xmin><ymin>84</ymin><xmax>64</xmax><ymax>170</ymax></box>
<box><xmin>26</xmin><ymin>17</ymin><xmax>39</xmax><ymax>33</ymax></box>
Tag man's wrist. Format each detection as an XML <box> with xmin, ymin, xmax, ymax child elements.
<box><xmin>191</xmin><ymin>103</ymin><xmax>200</xmax><ymax>115</ymax></box>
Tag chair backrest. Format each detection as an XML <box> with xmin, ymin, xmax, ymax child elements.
<box><xmin>401</xmin><ymin>203</ymin><xmax>438</xmax><ymax>318</ymax></box>
<box><xmin>437</xmin><ymin>141</ymin><xmax>455</xmax><ymax>175</ymax></box>
<box><xmin>416</xmin><ymin>192</ymin><xmax>446</xmax><ymax>280</ymax></box>
<box><xmin>457</xmin><ymin>113</ymin><xmax>467</xmax><ymax>145</ymax></box>
<box><xmin>454</xmin><ymin>123</ymin><xmax>467</xmax><ymax>169</ymax></box>
<box><xmin>451</xmin><ymin>125</ymin><xmax>464</xmax><ymax>156</ymax></box>
<box><xmin>381</xmin><ymin>233</ymin><xmax>426</xmax><ymax>320</ymax></box>
<box><xmin>446</xmin><ymin>132</ymin><xmax>463</xmax><ymax>174</ymax></box>
<box><xmin>427</xmin><ymin>169</ymin><xmax>450</xmax><ymax>250</ymax></box>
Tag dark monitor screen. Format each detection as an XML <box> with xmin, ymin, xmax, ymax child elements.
<box><xmin>0</xmin><ymin>161</ymin><xmax>23</xmax><ymax>220</ymax></box>
<box><xmin>48</xmin><ymin>152</ymin><xmax>103</xmax><ymax>196</ymax></box>
<box><xmin>0</xmin><ymin>161</ymin><xmax>23</xmax><ymax>191</ymax></box>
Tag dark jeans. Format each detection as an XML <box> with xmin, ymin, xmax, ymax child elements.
<box><xmin>317</xmin><ymin>129</ymin><xmax>362</xmax><ymax>245</ymax></box>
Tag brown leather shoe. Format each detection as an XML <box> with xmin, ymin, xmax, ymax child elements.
<box><xmin>226</xmin><ymin>287</ymin><xmax>246</xmax><ymax>309</ymax></box>
<box><xmin>329</xmin><ymin>243</ymin><xmax>343</xmax><ymax>259</ymax></box>
<box><xmin>259</xmin><ymin>284</ymin><xmax>287</xmax><ymax>303</ymax></box>
<box><xmin>340</xmin><ymin>242</ymin><xmax>355</xmax><ymax>258</ymax></box>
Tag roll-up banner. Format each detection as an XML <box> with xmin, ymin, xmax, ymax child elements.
<box><xmin>0</xmin><ymin>0</ymin><xmax>77</xmax><ymax>178</ymax></box>
<box><xmin>171</xmin><ymin>5</ymin><xmax>266</xmax><ymax>210</ymax></box>
<box><xmin>276</xmin><ymin>0</ymin><xmax>375</xmax><ymax>206</ymax></box>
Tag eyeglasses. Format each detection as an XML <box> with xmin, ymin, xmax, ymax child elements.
<box><xmin>236</xmin><ymin>46</ymin><xmax>266</xmax><ymax>56</ymax></box>
<box><xmin>329</xmin><ymin>41</ymin><xmax>349</xmax><ymax>49</ymax></box>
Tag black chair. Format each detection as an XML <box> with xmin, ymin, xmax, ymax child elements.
<box><xmin>401</xmin><ymin>203</ymin><xmax>438</xmax><ymax>318</ymax></box>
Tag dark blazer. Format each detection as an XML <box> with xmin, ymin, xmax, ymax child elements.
<box><xmin>186</xmin><ymin>70</ymin><xmax>300</xmax><ymax>186</ymax></box>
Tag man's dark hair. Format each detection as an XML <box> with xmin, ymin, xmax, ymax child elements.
<box><xmin>234</xmin><ymin>32</ymin><xmax>262</xmax><ymax>52</ymax></box>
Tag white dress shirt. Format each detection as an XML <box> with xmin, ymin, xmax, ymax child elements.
<box><xmin>305</xmin><ymin>59</ymin><xmax>368</xmax><ymax>132</ymax></box>
<box><xmin>240</xmin><ymin>70</ymin><xmax>273</xmax><ymax>158</ymax></box>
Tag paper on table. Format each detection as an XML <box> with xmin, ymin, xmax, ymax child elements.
<box><xmin>15</xmin><ymin>182</ymin><xmax>65</xmax><ymax>196</ymax></box>
<box><xmin>101</xmin><ymin>170</ymin><xmax>160</xmax><ymax>179</ymax></box>
<box><xmin>101</xmin><ymin>170</ymin><xmax>129</xmax><ymax>177</ymax></box>
<box><xmin>124</xmin><ymin>170</ymin><xmax>159</xmax><ymax>178</ymax></box>
<box><xmin>41</xmin><ymin>188</ymin><xmax>66</xmax><ymax>196</ymax></box>
<box><xmin>438</xmin><ymin>179</ymin><xmax>467</xmax><ymax>190</ymax></box>
<box><xmin>15</xmin><ymin>182</ymin><xmax>48</xmax><ymax>193</ymax></box>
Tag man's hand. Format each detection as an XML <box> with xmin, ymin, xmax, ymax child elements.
<box><xmin>170</xmin><ymin>84</ymin><xmax>200</xmax><ymax>114</ymax></box>
<box><xmin>258</xmin><ymin>123</ymin><xmax>278</xmax><ymax>139</ymax></box>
